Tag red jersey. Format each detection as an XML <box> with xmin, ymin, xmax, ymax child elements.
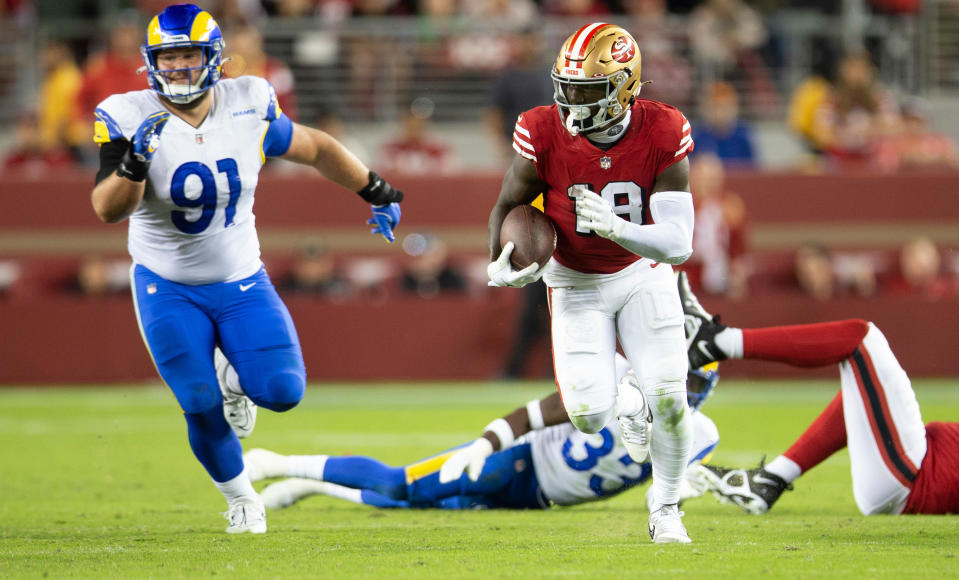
<box><xmin>513</xmin><ymin>100</ymin><xmax>692</xmax><ymax>274</ymax></box>
<box><xmin>903</xmin><ymin>421</ymin><xmax>959</xmax><ymax>514</ymax></box>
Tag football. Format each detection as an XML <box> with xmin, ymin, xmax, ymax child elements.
<box><xmin>500</xmin><ymin>205</ymin><xmax>557</xmax><ymax>270</ymax></box>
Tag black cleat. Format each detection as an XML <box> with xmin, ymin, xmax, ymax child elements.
<box><xmin>676</xmin><ymin>271</ymin><xmax>728</xmax><ymax>369</ymax></box>
<box><xmin>696</xmin><ymin>460</ymin><xmax>793</xmax><ymax>514</ymax></box>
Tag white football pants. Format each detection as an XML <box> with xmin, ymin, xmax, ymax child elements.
<box><xmin>839</xmin><ymin>323</ymin><xmax>927</xmax><ymax>515</ymax></box>
<box><xmin>548</xmin><ymin>260</ymin><xmax>691</xmax><ymax>506</ymax></box>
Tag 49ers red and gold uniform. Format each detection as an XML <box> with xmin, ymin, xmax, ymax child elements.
<box><xmin>512</xmin><ymin>99</ymin><xmax>692</xmax><ymax>274</ymax></box>
<box><xmin>488</xmin><ymin>22</ymin><xmax>698</xmax><ymax>543</ymax></box>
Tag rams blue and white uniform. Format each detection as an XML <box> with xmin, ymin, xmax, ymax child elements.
<box><xmin>95</xmin><ymin>77</ymin><xmax>287</xmax><ymax>284</ymax></box>
<box><xmin>94</xmin><ymin>77</ymin><xmax>306</xmax><ymax>432</ymax></box>
<box><xmin>319</xmin><ymin>410</ymin><xmax>719</xmax><ymax>510</ymax></box>
<box><xmin>529</xmin><ymin>411</ymin><xmax>717</xmax><ymax>506</ymax></box>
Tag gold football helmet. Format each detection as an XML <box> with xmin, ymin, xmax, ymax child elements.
<box><xmin>551</xmin><ymin>22</ymin><xmax>643</xmax><ymax>136</ymax></box>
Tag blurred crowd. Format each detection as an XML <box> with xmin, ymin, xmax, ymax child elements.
<box><xmin>0</xmin><ymin>0</ymin><xmax>954</xmax><ymax>310</ymax></box>
<box><xmin>2</xmin><ymin>0</ymin><xmax>953</xmax><ymax>176</ymax></box>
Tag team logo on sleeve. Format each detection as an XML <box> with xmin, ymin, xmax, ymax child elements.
<box><xmin>611</xmin><ymin>36</ymin><xmax>636</xmax><ymax>63</ymax></box>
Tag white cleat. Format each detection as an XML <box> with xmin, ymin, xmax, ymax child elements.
<box><xmin>617</xmin><ymin>373</ymin><xmax>652</xmax><ymax>463</ymax></box>
<box><xmin>215</xmin><ymin>348</ymin><xmax>257</xmax><ymax>438</ymax></box>
<box><xmin>648</xmin><ymin>504</ymin><xmax>692</xmax><ymax>544</ymax></box>
<box><xmin>260</xmin><ymin>478</ymin><xmax>327</xmax><ymax>509</ymax></box>
<box><xmin>224</xmin><ymin>496</ymin><xmax>267</xmax><ymax>534</ymax></box>
<box><xmin>243</xmin><ymin>448</ymin><xmax>290</xmax><ymax>483</ymax></box>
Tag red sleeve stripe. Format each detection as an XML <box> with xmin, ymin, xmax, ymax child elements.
<box><xmin>674</xmin><ymin>140</ymin><xmax>693</xmax><ymax>157</ymax></box>
<box><xmin>514</xmin><ymin>123</ymin><xmax>531</xmax><ymax>139</ymax></box>
<box><xmin>512</xmin><ymin>140</ymin><xmax>537</xmax><ymax>162</ymax></box>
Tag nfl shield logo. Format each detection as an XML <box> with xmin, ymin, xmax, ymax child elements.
<box><xmin>600</xmin><ymin>156</ymin><xmax>612</xmax><ymax>170</ymax></box>
<box><xmin>195</xmin><ymin>134</ymin><xmax>204</xmax><ymax>144</ymax></box>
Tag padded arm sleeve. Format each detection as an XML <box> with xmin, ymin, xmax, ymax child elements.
<box><xmin>608</xmin><ymin>190</ymin><xmax>694</xmax><ymax>265</ymax></box>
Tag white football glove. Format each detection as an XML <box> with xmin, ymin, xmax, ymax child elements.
<box><xmin>575</xmin><ymin>190</ymin><xmax>624</xmax><ymax>239</ymax></box>
<box><xmin>487</xmin><ymin>241</ymin><xmax>548</xmax><ymax>288</ymax></box>
<box><xmin>439</xmin><ymin>437</ymin><xmax>494</xmax><ymax>483</ymax></box>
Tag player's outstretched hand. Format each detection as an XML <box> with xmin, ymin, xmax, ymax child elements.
<box><xmin>132</xmin><ymin>111</ymin><xmax>171</xmax><ymax>163</ymax></box>
<box><xmin>487</xmin><ymin>242</ymin><xmax>547</xmax><ymax>288</ymax></box>
<box><xmin>575</xmin><ymin>190</ymin><xmax>620</xmax><ymax>239</ymax></box>
<box><xmin>117</xmin><ymin>111</ymin><xmax>170</xmax><ymax>182</ymax></box>
<box><xmin>439</xmin><ymin>437</ymin><xmax>494</xmax><ymax>483</ymax></box>
<box><xmin>367</xmin><ymin>202</ymin><xmax>401</xmax><ymax>243</ymax></box>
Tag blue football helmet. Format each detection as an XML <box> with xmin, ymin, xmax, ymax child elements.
<box><xmin>687</xmin><ymin>362</ymin><xmax>719</xmax><ymax>411</ymax></box>
<box><xmin>140</xmin><ymin>4</ymin><xmax>225</xmax><ymax>104</ymax></box>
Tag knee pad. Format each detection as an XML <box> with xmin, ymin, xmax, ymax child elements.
<box><xmin>262</xmin><ymin>371</ymin><xmax>305</xmax><ymax>412</ymax></box>
<box><xmin>568</xmin><ymin>406</ymin><xmax>615</xmax><ymax>434</ymax></box>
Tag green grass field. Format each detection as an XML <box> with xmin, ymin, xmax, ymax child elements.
<box><xmin>1</xmin><ymin>380</ymin><xmax>957</xmax><ymax>579</ymax></box>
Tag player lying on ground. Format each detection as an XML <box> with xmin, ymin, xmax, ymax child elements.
<box><xmin>676</xmin><ymin>272</ymin><xmax>959</xmax><ymax>515</ymax></box>
<box><xmin>241</xmin><ymin>353</ymin><xmax>720</xmax><ymax>512</ymax></box>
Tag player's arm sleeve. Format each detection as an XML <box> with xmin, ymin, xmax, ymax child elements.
<box><xmin>253</xmin><ymin>77</ymin><xmax>294</xmax><ymax>158</ymax></box>
<box><xmin>480</xmin><ymin>392</ymin><xmax>569</xmax><ymax>451</ymax></box>
<box><xmin>605</xmin><ymin>195</ymin><xmax>694</xmax><ymax>264</ymax></box>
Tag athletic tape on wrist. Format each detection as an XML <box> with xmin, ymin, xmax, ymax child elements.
<box><xmin>483</xmin><ymin>418</ymin><xmax>515</xmax><ymax>450</ymax></box>
<box><xmin>526</xmin><ymin>400</ymin><xmax>545</xmax><ymax>430</ymax></box>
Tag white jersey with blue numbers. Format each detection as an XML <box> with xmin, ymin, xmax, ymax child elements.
<box><xmin>94</xmin><ymin>76</ymin><xmax>290</xmax><ymax>284</ymax></box>
<box><xmin>527</xmin><ymin>411</ymin><xmax>718</xmax><ymax>506</ymax></box>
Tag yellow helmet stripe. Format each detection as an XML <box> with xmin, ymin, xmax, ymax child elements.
<box><xmin>146</xmin><ymin>15</ymin><xmax>162</xmax><ymax>46</ymax></box>
<box><xmin>190</xmin><ymin>11</ymin><xmax>215</xmax><ymax>42</ymax></box>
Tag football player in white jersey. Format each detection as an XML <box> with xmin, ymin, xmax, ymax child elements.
<box><xmin>239</xmin><ymin>354</ymin><xmax>720</xmax><ymax>513</ymax></box>
<box><xmin>89</xmin><ymin>4</ymin><xmax>404</xmax><ymax>534</ymax></box>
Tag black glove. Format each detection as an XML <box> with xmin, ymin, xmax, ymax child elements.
<box><xmin>356</xmin><ymin>171</ymin><xmax>403</xmax><ymax>205</ymax></box>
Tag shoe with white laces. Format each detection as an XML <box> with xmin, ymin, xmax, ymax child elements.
<box><xmin>224</xmin><ymin>496</ymin><xmax>267</xmax><ymax>534</ymax></box>
<box><xmin>260</xmin><ymin>478</ymin><xmax>327</xmax><ymax>509</ymax></box>
<box><xmin>676</xmin><ymin>271</ymin><xmax>728</xmax><ymax>370</ymax></box>
<box><xmin>648</xmin><ymin>503</ymin><xmax>692</xmax><ymax>544</ymax></box>
<box><xmin>616</xmin><ymin>372</ymin><xmax>652</xmax><ymax>463</ymax></box>
<box><xmin>243</xmin><ymin>448</ymin><xmax>290</xmax><ymax>483</ymax></box>
<box><xmin>696</xmin><ymin>460</ymin><xmax>793</xmax><ymax>515</ymax></box>
<box><xmin>215</xmin><ymin>348</ymin><xmax>257</xmax><ymax>439</ymax></box>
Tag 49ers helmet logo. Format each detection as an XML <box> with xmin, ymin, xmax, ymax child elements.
<box><xmin>611</xmin><ymin>36</ymin><xmax>635</xmax><ymax>63</ymax></box>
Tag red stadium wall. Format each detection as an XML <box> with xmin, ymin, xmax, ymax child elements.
<box><xmin>1</xmin><ymin>170</ymin><xmax>957</xmax><ymax>383</ymax></box>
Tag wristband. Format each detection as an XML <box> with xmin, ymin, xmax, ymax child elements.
<box><xmin>356</xmin><ymin>170</ymin><xmax>403</xmax><ymax>205</ymax></box>
<box><xmin>116</xmin><ymin>149</ymin><xmax>150</xmax><ymax>182</ymax></box>
<box><xmin>526</xmin><ymin>400</ymin><xmax>545</xmax><ymax>430</ymax></box>
<box><xmin>482</xmin><ymin>418</ymin><xmax>515</xmax><ymax>450</ymax></box>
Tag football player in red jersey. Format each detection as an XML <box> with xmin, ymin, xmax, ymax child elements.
<box><xmin>676</xmin><ymin>272</ymin><xmax>959</xmax><ymax>516</ymax></box>
<box><xmin>486</xmin><ymin>23</ymin><xmax>697</xmax><ymax>543</ymax></box>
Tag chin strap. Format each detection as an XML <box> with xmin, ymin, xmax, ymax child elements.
<box><xmin>587</xmin><ymin>109</ymin><xmax>632</xmax><ymax>144</ymax></box>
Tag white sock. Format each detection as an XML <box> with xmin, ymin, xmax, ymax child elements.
<box><xmin>287</xmin><ymin>455</ymin><xmax>329</xmax><ymax>480</ymax></box>
<box><xmin>647</xmin><ymin>389</ymin><xmax>693</xmax><ymax>509</ymax></box>
<box><xmin>320</xmin><ymin>482</ymin><xmax>365</xmax><ymax>505</ymax></box>
<box><xmin>715</xmin><ymin>328</ymin><xmax>744</xmax><ymax>359</ymax></box>
<box><xmin>764</xmin><ymin>456</ymin><xmax>801</xmax><ymax>483</ymax></box>
<box><xmin>213</xmin><ymin>468</ymin><xmax>258</xmax><ymax>504</ymax></box>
